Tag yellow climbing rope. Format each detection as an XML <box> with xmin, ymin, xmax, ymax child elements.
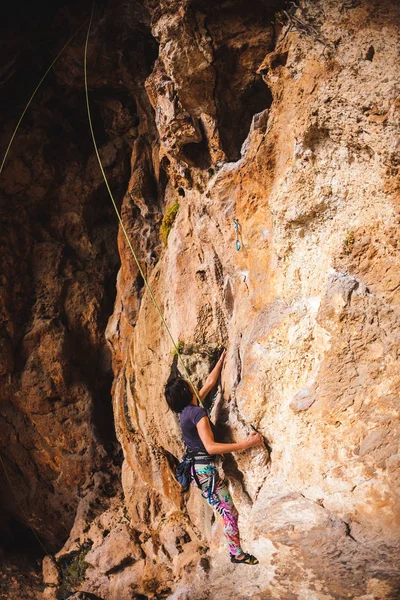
<box><xmin>84</xmin><ymin>4</ymin><xmax>203</xmax><ymax>406</ymax></box>
<box><xmin>0</xmin><ymin>4</ymin><xmax>204</xmax><ymax>558</ymax></box>
<box><xmin>0</xmin><ymin>17</ymin><xmax>88</xmax><ymax>558</ymax></box>
<box><xmin>0</xmin><ymin>5</ymin><xmax>202</xmax><ymax>405</ymax></box>
<box><xmin>0</xmin><ymin>20</ymin><xmax>87</xmax><ymax>175</ymax></box>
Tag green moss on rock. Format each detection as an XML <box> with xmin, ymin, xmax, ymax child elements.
<box><xmin>56</xmin><ymin>543</ymin><xmax>92</xmax><ymax>599</ymax></box>
<box><xmin>160</xmin><ymin>202</ymin><xmax>180</xmax><ymax>246</ymax></box>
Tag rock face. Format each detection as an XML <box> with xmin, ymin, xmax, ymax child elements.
<box><xmin>1</xmin><ymin>0</ymin><xmax>399</xmax><ymax>599</ymax></box>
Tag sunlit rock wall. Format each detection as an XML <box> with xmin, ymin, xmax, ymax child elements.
<box><xmin>96</xmin><ymin>0</ymin><xmax>400</xmax><ymax>598</ymax></box>
<box><xmin>1</xmin><ymin>0</ymin><xmax>399</xmax><ymax>599</ymax></box>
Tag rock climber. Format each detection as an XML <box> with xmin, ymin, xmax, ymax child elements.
<box><xmin>165</xmin><ymin>349</ymin><xmax>264</xmax><ymax>565</ymax></box>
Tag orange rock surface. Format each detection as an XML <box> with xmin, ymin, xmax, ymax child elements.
<box><xmin>1</xmin><ymin>0</ymin><xmax>399</xmax><ymax>599</ymax></box>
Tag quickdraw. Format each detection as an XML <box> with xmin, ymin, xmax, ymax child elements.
<box><xmin>234</xmin><ymin>218</ymin><xmax>241</xmax><ymax>251</ymax></box>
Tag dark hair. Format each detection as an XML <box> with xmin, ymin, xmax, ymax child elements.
<box><xmin>165</xmin><ymin>377</ymin><xmax>193</xmax><ymax>413</ymax></box>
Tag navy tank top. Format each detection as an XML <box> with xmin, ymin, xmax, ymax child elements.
<box><xmin>180</xmin><ymin>405</ymin><xmax>215</xmax><ymax>453</ymax></box>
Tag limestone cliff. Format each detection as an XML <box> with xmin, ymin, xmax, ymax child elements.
<box><xmin>0</xmin><ymin>1</ymin><xmax>399</xmax><ymax>599</ymax></box>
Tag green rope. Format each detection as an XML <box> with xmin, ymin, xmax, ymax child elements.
<box><xmin>84</xmin><ymin>3</ymin><xmax>203</xmax><ymax>406</ymax></box>
<box><xmin>0</xmin><ymin>20</ymin><xmax>87</xmax><ymax>175</ymax></box>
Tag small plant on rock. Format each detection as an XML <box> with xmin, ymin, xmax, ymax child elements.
<box><xmin>171</xmin><ymin>340</ymin><xmax>185</xmax><ymax>356</ymax></box>
<box><xmin>343</xmin><ymin>230</ymin><xmax>355</xmax><ymax>254</ymax></box>
<box><xmin>160</xmin><ymin>202</ymin><xmax>180</xmax><ymax>246</ymax></box>
<box><xmin>56</xmin><ymin>543</ymin><xmax>92</xmax><ymax>599</ymax></box>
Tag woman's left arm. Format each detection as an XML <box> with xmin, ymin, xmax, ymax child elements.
<box><xmin>199</xmin><ymin>349</ymin><xmax>226</xmax><ymax>402</ymax></box>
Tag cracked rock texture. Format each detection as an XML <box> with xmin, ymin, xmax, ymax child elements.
<box><xmin>1</xmin><ymin>0</ymin><xmax>400</xmax><ymax>599</ymax></box>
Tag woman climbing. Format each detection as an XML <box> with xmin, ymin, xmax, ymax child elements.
<box><xmin>165</xmin><ymin>349</ymin><xmax>264</xmax><ymax>565</ymax></box>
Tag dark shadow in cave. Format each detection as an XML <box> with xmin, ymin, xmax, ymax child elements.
<box><xmin>189</xmin><ymin>0</ymin><xmax>288</xmax><ymax>162</ymax></box>
<box><xmin>218</xmin><ymin>78</ymin><xmax>273</xmax><ymax>162</ymax></box>
<box><xmin>91</xmin><ymin>375</ymin><xmax>119</xmax><ymax>451</ymax></box>
<box><xmin>0</xmin><ymin>0</ymin><xmax>81</xmax><ymax>126</ymax></box>
<box><xmin>158</xmin><ymin>156</ymin><xmax>171</xmax><ymax>202</ymax></box>
<box><xmin>99</xmin><ymin>2</ymin><xmax>160</xmax><ymax>78</ymax></box>
<box><xmin>181</xmin><ymin>119</ymin><xmax>212</xmax><ymax>170</ymax></box>
<box><xmin>0</xmin><ymin>515</ymin><xmax>46</xmax><ymax>559</ymax></box>
<box><xmin>32</xmin><ymin>83</ymin><xmax>136</xmax><ymax>175</ymax></box>
<box><xmin>270</xmin><ymin>50</ymin><xmax>289</xmax><ymax>69</ymax></box>
<box><xmin>0</xmin><ymin>0</ymin><xmax>164</xmax><ymax>568</ymax></box>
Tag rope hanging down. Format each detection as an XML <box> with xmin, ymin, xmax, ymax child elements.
<box><xmin>0</xmin><ymin>21</ymin><xmax>86</xmax><ymax>175</ymax></box>
<box><xmin>84</xmin><ymin>4</ymin><xmax>203</xmax><ymax>407</ymax></box>
<box><xmin>0</xmin><ymin>17</ymin><xmax>90</xmax><ymax>559</ymax></box>
<box><xmin>0</xmin><ymin>6</ymin><xmax>203</xmax><ymax>558</ymax></box>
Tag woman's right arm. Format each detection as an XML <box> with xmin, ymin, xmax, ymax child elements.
<box><xmin>196</xmin><ymin>416</ymin><xmax>263</xmax><ymax>455</ymax></box>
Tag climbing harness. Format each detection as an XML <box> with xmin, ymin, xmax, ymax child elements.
<box><xmin>204</xmin><ymin>464</ymin><xmax>217</xmax><ymax>501</ymax></box>
<box><xmin>175</xmin><ymin>449</ymin><xmax>211</xmax><ymax>491</ymax></box>
<box><xmin>234</xmin><ymin>219</ymin><xmax>241</xmax><ymax>251</ymax></box>
<box><xmin>84</xmin><ymin>3</ymin><xmax>203</xmax><ymax>406</ymax></box>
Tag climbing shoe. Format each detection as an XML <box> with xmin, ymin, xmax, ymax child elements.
<box><xmin>230</xmin><ymin>552</ymin><xmax>259</xmax><ymax>565</ymax></box>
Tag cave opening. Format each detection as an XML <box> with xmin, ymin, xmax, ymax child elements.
<box><xmin>215</xmin><ymin>65</ymin><xmax>274</xmax><ymax>162</ymax></box>
<box><xmin>190</xmin><ymin>0</ymin><xmax>287</xmax><ymax>161</ymax></box>
<box><xmin>181</xmin><ymin>119</ymin><xmax>212</xmax><ymax>169</ymax></box>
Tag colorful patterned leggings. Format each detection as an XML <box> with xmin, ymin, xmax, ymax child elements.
<box><xmin>192</xmin><ymin>463</ymin><xmax>243</xmax><ymax>557</ymax></box>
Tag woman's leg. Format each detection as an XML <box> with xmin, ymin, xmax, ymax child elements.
<box><xmin>193</xmin><ymin>464</ymin><xmax>243</xmax><ymax>557</ymax></box>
